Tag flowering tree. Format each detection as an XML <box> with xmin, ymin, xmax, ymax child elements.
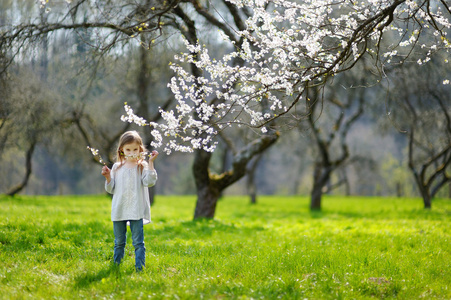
<box><xmin>20</xmin><ymin>0</ymin><xmax>448</xmax><ymax>155</ymax></box>
<box><xmin>2</xmin><ymin>0</ymin><xmax>281</xmax><ymax>216</ymax></box>
<box><xmin>3</xmin><ymin>0</ymin><xmax>450</xmax><ymax>214</ymax></box>
<box><xmin>119</xmin><ymin>0</ymin><xmax>450</xmax><ymax>215</ymax></box>
<box><xmin>120</xmin><ymin>0</ymin><xmax>451</xmax><ymax>154</ymax></box>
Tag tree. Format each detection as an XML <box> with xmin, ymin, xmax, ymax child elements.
<box><xmin>145</xmin><ymin>0</ymin><xmax>451</xmax><ymax>154</ymax></box>
<box><xmin>303</xmin><ymin>73</ymin><xmax>366</xmax><ymax>210</ymax></box>
<box><xmin>407</xmin><ymin>93</ymin><xmax>451</xmax><ymax>209</ymax></box>
<box><xmin>10</xmin><ymin>0</ymin><xmax>446</xmax><ymax>154</ymax></box>
<box><xmin>124</xmin><ymin>0</ymin><xmax>450</xmax><ymax>214</ymax></box>
<box><xmin>387</xmin><ymin>60</ymin><xmax>451</xmax><ymax>208</ymax></box>
<box><xmin>246</xmin><ymin>153</ymin><xmax>263</xmax><ymax>204</ymax></box>
<box><xmin>1</xmin><ymin>67</ymin><xmax>62</xmax><ymax>196</ymax></box>
<box><xmin>3</xmin><ymin>0</ymin><xmax>451</xmax><ymax>213</ymax></box>
<box><xmin>1</xmin><ymin>2</ymin><xmax>65</xmax><ymax>195</ymax></box>
<box><xmin>0</xmin><ymin>42</ymin><xmax>9</xmax><ymax>157</ymax></box>
<box><xmin>155</xmin><ymin>0</ymin><xmax>450</xmax><ymax>213</ymax></box>
<box><xmin>2</xmin><ymin>0</ymin><xmax>280</xmax><ymax>216</ymax></box>
<box><xmin>172</xmin><ymin>1</ymin><xmax>282</xmax><ymax>218</ymax></box>
<box><xmin>1</xmin><ymin>0</ymin><xmax>183</xmax><ymax>194</ymax></box>
<box><xmin>192</xmin><ymin>131</ymin><xmax>278</xmax><ymax>218</ymax></box>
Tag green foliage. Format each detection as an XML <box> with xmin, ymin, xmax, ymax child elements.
<box><xmin>0</xmin><ymin>195</ymin><xmax>450</xmax><ymax>299</ymax></box>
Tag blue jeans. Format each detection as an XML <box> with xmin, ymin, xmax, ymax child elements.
<box><xmin>113</xmin><ymin>219</ymin><xmax>145</xmax><ymax>271</ymax></box>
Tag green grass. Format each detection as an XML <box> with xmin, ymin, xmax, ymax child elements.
<box><xmin>0</xmin><ymin>195</ymin><xmax>450</xmax><ymax>299</ymax></box>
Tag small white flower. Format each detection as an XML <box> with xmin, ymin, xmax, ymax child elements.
<box><xmin>87</xmin><ymin>146</ymin><xmax>105</xmax><ymax>165</ymax></box>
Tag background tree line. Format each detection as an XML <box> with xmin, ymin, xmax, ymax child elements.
<box><xmin>1</xmin><ymin>0</ymin><xmax>450</xmax><ymax>218</ymax></box>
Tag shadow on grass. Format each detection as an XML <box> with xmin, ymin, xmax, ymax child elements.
<box><xmin>73</xmin><ymin>263</ymin><xmax>130</xmax><ymax>289</ymax></box>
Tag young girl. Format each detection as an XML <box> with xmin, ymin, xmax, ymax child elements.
<box><xmin>101</xmin><ymin>130</ymin><xmax>158</xmax><ymax>272</ymax></box>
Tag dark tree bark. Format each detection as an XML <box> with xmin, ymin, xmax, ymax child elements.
<box><xmin>0</xmin><ymin>56</ymin><xmax>9</xmax><ymax>158</ymax></box>
<box><xmin>193</xmin><ymin>132</ymin><xmax>279</xmax><ymax>219</ymax></box>
<box><xmin>307</xmin><ymin>85</ymin><xmax>364</xmax><ymax>211</ymax></box>
<box><xmin>193</xmin><ymin>149</ymin><xmax>218</xmax><ymax>219</ymax></box>
<box><xmin>408</xmin><ymin>127</ymin><xmax>451</xmax><ymax>209</ymax></box>
<box><xmin>310</xmin><ymin>163</ymin><xmax>333</xmax><ymax>210</ymax></box>
<box><xmin>246</xmin><ymin>154</ymin><xmax>262</xmax><ymax>204</ymax></box>
<box><xmin>137</xmin><ymin>35</ymin><xmax>157</xmax><ymax>205</ymax></box>
<box><xmin>405</xmin><ymin>94</ymin><xmax>451</xmax><ymax>209</ymax></box>
<box><xmin>7</xmin><ymin>141</ymin><xmax>36</xmax><ymax>196</ymax></box>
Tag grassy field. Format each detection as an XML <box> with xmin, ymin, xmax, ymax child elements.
<box><xmin>0</xmin><ymin>195</ymin><xmax>450</xmax><ymax>299</ymax></box>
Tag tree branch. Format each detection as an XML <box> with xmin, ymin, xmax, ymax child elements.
<box><xmin>214</xmin><ymin>131</ymin><xmax>279</xmax><ymax>190</ymax></box>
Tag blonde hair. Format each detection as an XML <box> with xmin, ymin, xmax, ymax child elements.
<box><xmin>116</xmin><ymin>131</ymin><xmax>147</xmax><ymax>169</ymax></box>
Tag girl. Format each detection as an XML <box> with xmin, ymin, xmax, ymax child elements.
<box><xmin>101</xmin><ymin>130</ymin><xmax>158</xmax><ymax>272</ymax></box>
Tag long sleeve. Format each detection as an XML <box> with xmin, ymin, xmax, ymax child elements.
<box><xmin>109</xmin><ymin>163</ymin><xmax>152</xmax><ymax>224</ymax></box>
<box><xmin>141</xmin><ymin>167</ymin><xmax>158</xmax><ymax>187</ymax></box>
<box><xmin>105</xmin><ymin>164</ymin><xmax>117</xmax><ymax>194</ymax></box>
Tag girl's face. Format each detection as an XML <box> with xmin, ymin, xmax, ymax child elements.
<box><xmin>122</xmin><ymin>141</ymin><xmax>141</xmax><ymax>161</ymax></box>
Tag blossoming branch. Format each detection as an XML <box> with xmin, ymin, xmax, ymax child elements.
<box><xmin>86</xmin><ymin>146</ymin><xmax>107</xmax><ymax>165</ymax></box>
<box><xmin>118</xmin><ymin>0</ymin><xmax>450</xmax><ymax>155</ymax></box>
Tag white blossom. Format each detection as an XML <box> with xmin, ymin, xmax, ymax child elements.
<box><xmin>115</xmin><ymin>0</ymin><xmax>451</xmax><ymax>154</ymax></box>
<box><xmin>86</xmin><ymin>146</ymin><xmax>106</xmax><ymax>165</ymax></box>
<box><xmin>121</xmin><ymin>103</ymin><xmax>148</xmax><ymax>126</ymax></box>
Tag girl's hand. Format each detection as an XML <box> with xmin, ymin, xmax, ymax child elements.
<box><xmin>149</xmin><ymin>150</ymin><xmax>159</xmax><ymax>162</ymax></box>
<box><xmin>101</xmin><ymin>166</ymin><xmax>111</xmax><ymax>178</ymax></box>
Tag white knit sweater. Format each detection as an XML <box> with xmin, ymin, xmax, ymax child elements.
<box><xmin>105</xmin><ymin>162</ymin><xmax>157</xmax><ymax>224</ymax></box>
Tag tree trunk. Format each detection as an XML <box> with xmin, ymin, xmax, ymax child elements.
<box><xmin>310</xmin><ymin>164</ymin><xmax>323</xmax><ymax>210</ymax></box>
<box><xmin>248</xmin><ymin>175</ymin><xmax>257</xmax><ymax>204</ymax></box>
<box><xmin>249</xmin><ymin>190</ymin><xmax>257</xmax><ymax>204</ymax></box>
<box><xmin>137</xmin><ymin>35</ymin><xmax>150</xmax><ymax>123</ymax></box>
<box><xmin>305</xmin><ymin>83</ymin><xmax>363</xmax><ymax>211</ymax></box>
<box><xmin>39</xmin><ymin>9</ymin><xmax>48</xmax><ymax>81</ymax></box>
<box><xmin>192</xmin><ymin>148</ymin><xmax>215</xmax><ymax>219</ymax></box>
<box><xmin>7</xmin><ymin>141</ymin><xmax>36</xmax><ymax>196</ymax></box>
<box><xmin>192</xmin><ymin>133</ymin><xmax>279</xmax><ymax>219</ymax></box>
<box><xmin>247</xmin><ymin>154</ymin><xmax>262</xmax><ymax>204</ymax></box>
<box><xmin>421</xmin><ymin>188</ymin><xmax>432</xmax><ymax>209</ymax></box>
<box><xmin>137</xmin><ymin>36</ymin><xmax>156</xmax><ymax>205</ymax></box>
<box><xmin>412</xmin><ymin>175</ymin><xmax>433</xmax><ymax>209</ymax></box>
<box><xmin>192</xmin><ymin>147</ymin><xmax>226</xmax><ymax>219</ymax></box>
<box><xmin>337</xmin><ymin>168</ymin><xmax>351</xmax><ymax>196</ymax></box>
<box><xmin>310</xmin><ymin>163</ymin><xmax>332</xmax><ymax>210</ymax></box>
<box><xmin>218</xmin><ymin>146</ymin><xmax>232</xmax><ymax>199</ymax></box>
<box><xmin>148</xmin><ymin>187</ymin><xmax>155</xmax><ymax>206</ymax></box>
<box><xmin>310</xmin><ymin>184</ymin><xmax>322</xmax><ymax>210</ymax></box>
<box><xmin>194</xmin><ymin>184</ymin><xmax>221</xmax><ymax>219</ymax></box>
<box><xmin>412</xmin><ymin>170</ymin><xmax>432</xmax><ymax>209</ymax></box>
